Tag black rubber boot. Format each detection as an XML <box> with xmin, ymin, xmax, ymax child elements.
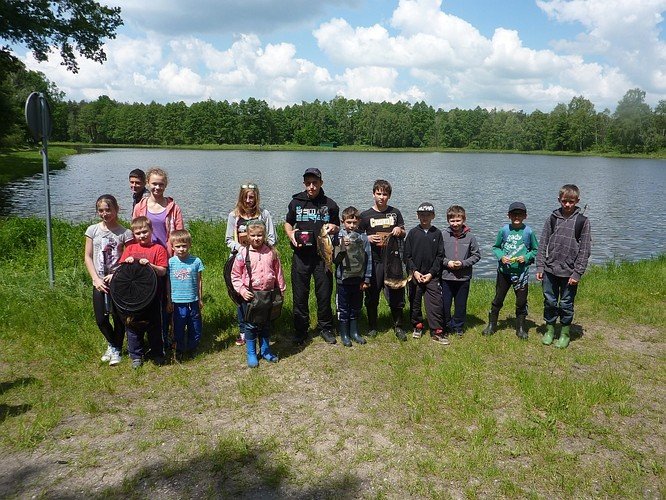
<box><xmin>349</xmin><ymin>319</ymin><xmax>366</xmax><ymax>344</ymax></box>
<box><xmin>516</xmin><ymin>315</ymin><xmax>528</xmax><ymax>340</ymax></box>
<box><xmin>338</xmin><ymin>321</ymin><xmax>352</xmax><ymax>347</ymax></box>
<box><xmin>391</xmin><ymin>308</ymin><xmax>406</xmax><ymax>341</ymax></box>
<box><xmin>482</xmin><ymin>311</ymin><xmax>498</xmax><ymax>336</ymax></box>
<box><xmin>366</xmin><ymin>307</ymin><xmax>378</xmax><ymax>337</ymax></box>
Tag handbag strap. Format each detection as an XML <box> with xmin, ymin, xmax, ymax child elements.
<box><xmin>244</xmin><ymin>246</ymin><xmax>254</xmax><ymax>293</ymax></box>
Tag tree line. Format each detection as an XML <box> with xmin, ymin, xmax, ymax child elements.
<box><xmin>2</xmin><ymin>62</ymin><xmax>665</xmax><ymax>154</ymax></box>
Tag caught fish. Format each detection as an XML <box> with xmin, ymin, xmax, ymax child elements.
<box><xmin>317</xmin><ymin>224</ymin><xmax>334</xmax><ymax>271</ymax></box>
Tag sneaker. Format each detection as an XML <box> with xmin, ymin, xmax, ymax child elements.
<box><xmin>235</xmin><ymin>335</ymin><xmax>246</xmax><ymax>346</ymax></box>
<box><xmin>432</xmin><ymin>331</ymin><xmax>450</xmax><ymax>345</ymax></box>
<box><xmin>131</xmin><ymin>358</ymin><xmax>143</xmax><ymax>369</ymax></box>
<box><xmin>320</xmin><ymin>329</ymin><xmax>337</xmax><ymax>344</ymax></box>
<box><xmin>395</xmin><ymin>327</ymin><xmax>407</xmax><ymax>342</ymax></box>
<box><xmin>109</xmin><ymin>348</ymin><xmax>121</xmax><ymax>366</ymax></box>
<box><xmin>412</xmin><ymin>323</ymin><xmax>424</xmax><ymax>339</ymax></box>
<box><xmin>101</xmin><ymin>345</ymin><xmax>113</xmax><ymax>362</ymax></box>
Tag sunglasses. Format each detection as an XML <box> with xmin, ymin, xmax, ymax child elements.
<box><xmin>241</xmin><ymin>184</ymin><xmax>257</xmax><ymax>189</ymax></box>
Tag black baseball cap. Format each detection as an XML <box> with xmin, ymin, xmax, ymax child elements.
<box><xmin>508</xmin><ymin>201</ymin><xmax>527</xmax><ymax>213</ymax></box>
<box><xmin>417</xmin><ymin>202</ymin><xmax>435</xmax><ymax>213</ymax></box>
<box><xmin>303</xmin><ymin>168</ymin><xmax>322</xmax><ymax>179</ymax></box>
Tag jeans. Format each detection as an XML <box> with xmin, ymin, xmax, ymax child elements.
<box><xmin>172</xmin><ymin>301</ymin><xmax>202</xmax><ymax>352</ymax></box>
<box><xmin>441</xmin><ymin>279</ymin><xmax>471</xmax><ymax>331</ymax></box>
<box><xmin>336</xmin><ymin>282</ymin><xmax>362</xmax><ymax>322</ymax></box>
<box><xmin>236</xmin><ymin>305</ymin><xmax>247</xmax><ymax>338</ymax></box>
<box><xmin>490</xmin><ymin>271</ymin><xmax>528</xmax><ymax>317</ymax></box>
<box><xmin>542</xmin><ymin>272</ymin><xmax>578</xmax><ymax>325</ymax></box>
<box><xmin>240</xmin><ymin>302</ymin><xmax>270</xmax><ymax>340</ymax></box>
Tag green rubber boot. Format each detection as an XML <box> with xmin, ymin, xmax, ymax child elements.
<box><xmin>542</xmin><ymin>323</ymin><xmax>555</xmax><ymax>345</ymax></box>
<box><xmin>555</xmin><ymin>325</ymin><xmax>571</xmax><ymax>349</ymax></box>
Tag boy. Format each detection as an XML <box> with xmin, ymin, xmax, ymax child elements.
<box><xmin>334</xmin><ymin>206</ymin><xmax>372</xmax><ymax>347</ymax></box>
<box><xmin>536</xmin><ymin>184</ymin><xmax>591</xmax><ymax>348</ymax></box>
<box><xmin>441</xmin><ymin>205</ymin><xmax>481</xmax><ymax>336</ymax></box>
<box><xmin>284</xmin><ymin>168</ymin><xmax>340</xmax><ymax>345</ymax></box>
<box><xmin>404</xmin><ymin>202</ymin><xmax>446</xmax><ymax>343</ymax></box>
<box><xmin>359</xmin><ymin>180</ymin><xmax>407</xmax><ymax>341</ymax></box>
<box><xmin>129</xmin><ymin>168</ymin><xmax>149</xmax><ymax>210</ymax></box>
<box><xmin>483</xmin><ymin>202</ymin><xmax>539</xmax><ymax>339</ymax></box>
<box><xmin>167</xmin><ymin>229</ymin><xmax>205</xmax><ymax>360</ymax></box>
<box><xmin>119</xmin><ymin>216</ymin><xmax>168</xmax><ymax>368</ymax></box>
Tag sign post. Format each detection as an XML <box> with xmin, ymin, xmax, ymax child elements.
<box><xmin>25</xmin><ymin>92</ymin><xmax>55</xmax><ymax>288</ymax></box>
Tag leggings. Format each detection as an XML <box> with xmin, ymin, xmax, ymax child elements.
<box><xmin>93</xmin><ymin>288</ymin><xmax>125</xmax><ymax>351</ymax></box>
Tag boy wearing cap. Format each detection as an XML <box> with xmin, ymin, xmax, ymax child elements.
<box><xmin>285</xmin><ymin>168</ymin><xmax>340</xmax><ymax>345</ymax></box>
<box><xmin>358</xmin><ymin>179</ymin><xmax>407</xmax><ymax>341</ymax></box>
<box><xmin>482</xmin><ymin>202</ymin><xmax>539</xmax><ymax>339</ymax></box>
<box><xmin>404</xmin><ymin>202</ymin><xmax>446</xmax><ymax>343</ymax></box>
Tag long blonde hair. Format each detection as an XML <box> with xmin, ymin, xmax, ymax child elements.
<box><xmin>234</xmin><ymin>183</ymin><xmax>261</xmax><ymax>218</ymax></box>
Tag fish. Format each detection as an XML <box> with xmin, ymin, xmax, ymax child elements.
<box><xmin>317</xmin><ymin>224</ymin><xmax>334</xmax><ymax>271</ymax></box>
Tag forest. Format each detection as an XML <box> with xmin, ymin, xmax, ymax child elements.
<box><xmin>1</xmin><ymin>61</ymin><xmax>665</xmax><ymax>154</ymax></box>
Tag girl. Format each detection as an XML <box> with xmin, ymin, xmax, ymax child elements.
<box><xmin>225</xmin><ymin>183</ymin><xmax>277</xmax><ymax>346</ymax></box>
<box><xmin>84</xmin><ymin>195</ymin><xmax>133</xmax><ymax>366</ymax></box>
<box><xmin>231</xmin><ymin>220</ymin><xmax>285</xmax><ymax>368</ymax></box>
<box><xmin>132</xmin><ymin>167</ymin><xmax>184</xmax><ymax>257</ymax></box>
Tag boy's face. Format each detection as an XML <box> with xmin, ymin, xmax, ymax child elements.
<box><xmin>508</xmin><ymin>210</ymin><xmax>527</xmax><ymax>227</ymax></box>
<box><xmin>373</xmin><ymin>189</ymin><xmax>390</xmax><ymax>210</ymax></box>
<box><xmin>247</xmin><ymin>227</ymin><xmax>265</xmax><ymax>249</ymax></box>
<box><xmin>417</xmin><ymin>212</ymin><xmax>435</xmax><ymax>227</ymax></box>
<box><xmin>343</xmin><ymin>216</ymin><xmax>359</xmax><ymax>232</ymax></box>
<box><xmin>559</xmin><ymin>195</ymin><xmax>579</xmax><ymax>217</ymax></box>
<box><xmin>303</xmin><ymin>175</ymin><xmax>322</xmax><ymax>198</ymax></box>
<box><xmin>133</xmin><ymin>227</ymin><xmax>152</xmax><ymax>246</ymax></box>
<box><xmin>129</xmin><ymin>176</ymin><xmax>145</xmax><ymax>194</ymax></box>
<box><xmin>448</xmin><ymin>215</ymin><xmax>465</xmax><ymax>232</ymax></box>
<box><xmin>173</xmin><ymin>241</ymin><xmax>190</xmax><ymax>259</ymax></box>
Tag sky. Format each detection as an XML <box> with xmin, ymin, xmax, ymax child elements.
<box><xmin>16</xmin><ymin>0</ymin><xmax>666</xmax><ymax>112</ymax></box>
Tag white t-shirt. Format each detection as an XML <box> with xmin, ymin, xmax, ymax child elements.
<box><xmin>85</xmin><ymin>223</ymin><xmax>133</xmax><ymax>278</ymax></box>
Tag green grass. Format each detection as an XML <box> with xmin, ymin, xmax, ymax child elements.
<box><xmin>0</xmin><ymin>146</ymin><xmax>77</xmax><ymax>184</ymax></box>
<box><xmin>0</xmin><ymin>217</ymin><xmax>664</xmax><ymax>497</ymax></box>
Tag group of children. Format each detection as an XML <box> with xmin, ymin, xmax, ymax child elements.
<box><xmin>85</xmin><ymin>166</ymin><xmax>591</xmax><ymax>370</ymax></box>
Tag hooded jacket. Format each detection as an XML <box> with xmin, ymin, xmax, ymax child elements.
<box><xmin>536</xmin><ymin>207</ymin><xmax>591</xmax><ymax>281</ymax></box>
<box><xmin>285</xmin><ymin>188</ymin><xmax>340</xmax><ymax>255</ymax></box>
<box><xmin>440</xmin><ymin>225</ymin><xmax>481</xmax><ymax>281</ymax></box>
<box><xmin>132</xmin><ymin>196</ymin><xmax>184</xmax><ymax>256</ymax></box>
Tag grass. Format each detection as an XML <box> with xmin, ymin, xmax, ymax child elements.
<box><xmin>0</xmin><ymin>217</ymin><xmax>664</xmax><ymax>497</ymax></box>
<box><xmin>0</xmin><ymin>146</ymin><xmax>77</xmax><ymax>184</ymax></box>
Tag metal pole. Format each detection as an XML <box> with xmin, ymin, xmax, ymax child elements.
<box><xmin>40</xmin><ymin>92</ymin><xmax>55</xmax><ymax>287</ymax></box>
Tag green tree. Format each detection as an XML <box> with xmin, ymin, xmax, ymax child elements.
<box><xmin>0</xmin><ymin>0</ymin><xmax>122</xmax><ymax>73</ymax></box>
<box><xmin>567</xmin><ymin>96</ymin><xmax>596</xmax><ymax>151</ymax></box>
<box><xmin>610</xmin><ymin>88</ymin><xmax>653</xmax><ymax>153</ymax></box>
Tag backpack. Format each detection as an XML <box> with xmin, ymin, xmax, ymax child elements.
<box><xmin>501</xmin><ymin>224</ymin><xmax>534</xmax><ymax>250</ymax></box>
<box><xmin>223</xmin><ymin>249</ymin><xmax>244</xmax><ymax>306</ymax></box>
<box><xmin>382</xmin><ymin>234</ymin><xmax>408</xmax><ymax>289</ymax></box>
<box><xmin>549</xmin><ymin>213</ymin><xmax>587</xmax><ymax>242</ymax></box>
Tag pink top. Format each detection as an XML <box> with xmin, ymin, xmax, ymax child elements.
<box><xmin>132</xmin><ymin>196</ymin><xmax>184</xmax><ymax>256</ymax></box>
<box><xmin>231</xmin><ymin>245</ymin><xmax>286</xmax><ymax>295</ymax></box>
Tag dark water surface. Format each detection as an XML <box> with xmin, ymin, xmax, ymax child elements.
<box><xmin>2</xmin><ymin>149</ymin><xmax>664</xmax><ymax>278</ymax></box>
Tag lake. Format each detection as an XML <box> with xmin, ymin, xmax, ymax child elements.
<box><xmin>2</xmin><ymin>148</ymin><xmax>665</xmax><ymax>278</ymax></box>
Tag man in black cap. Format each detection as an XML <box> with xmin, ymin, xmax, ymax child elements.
<box><xmin>284</xmin><ymin>168</ymin><xmax>340</xmax><ymax>345</ymax></box>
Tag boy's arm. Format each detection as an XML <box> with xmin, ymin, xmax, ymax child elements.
<box><xmin>525</xmin><ymin>230</ymin><xmax>539</xmax><ymax>265</ymax></box>
<box><xmin>428</xmin><ymin>232</ymin><xmax>444</xmax><ymax>277</ymax></box>
<box><xmin>571</xmin><ymin>218</ymin><xmax>592</xmax><ymax>283</ymax></box>
<box><xmin>197</xmin><ymin>271</ymin><xmax>203</xmax><ymax>308</ymax></box>
<box><xmin>363</xmin><ymin>236</ymin><xmax>372</xmax><ymax>284</ymax></box>
<box><xmin>461</xmin><ymin>235</ymin><xmax>481</xmax><ymax>267</ymax></box>
<box><xmin>491</xmin><ymin>229</ymin><xmax>505</xmax><ymax>261</ymax></box>
<box><xmin>403</xmin><ymin>232</ymin><xmax>416</xmax><ymax>272</ymax></box>
<box><xmin>535</xmin><ymin>218</ymin><xmax>551</xmax><ymax>275</ymax></box>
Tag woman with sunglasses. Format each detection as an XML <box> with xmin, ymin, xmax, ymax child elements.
<box><xmin>226</xmin><ymin>183</ymin><xmax>277</xmax><ymax>346</ymax></box>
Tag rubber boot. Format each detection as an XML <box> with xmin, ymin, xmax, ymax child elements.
<box><xmin>542</xmin><ymin>323</ymin><xmax>555</xmax><ymax>345</ymax></box>
<box><xmin>392</xmin><ymin>308</ymin><xmax>406</xmax><ymax>341</ymax></box>
<box><xmin>516</xmin><ymin>315</ymin><xmax>528</xmax><ymax>340</ymax></box>
<box><xmin>349</xmin><ymin>319</ymin><xmax>366</xmax><ymax>345</ymax></box>
<box><xmin>482</xmin><ymin>311</ymin><xmax>498</xmax><ymax>336</ymax></box>
<box><xmin>259</xmin><ymin>335</ymin><xmax>278</xmax><ymax>362</ymax></box>
<box><xmin>555</xmin><ymin>325</ymin><xmax>571</xmax><ymax>349</ymax></box>
<box><xmin>366</xmin><ymin>307</ymin><xmax>378</xmax><ymax>337</ymax></box>
<box><xmin>245</xmin><ymin>333</ymin><xmax>258</xmax><ymax>368</ymax></box>
<box><xmin>339</xmin><ymin>320</ymin><xmax>352</xmax><ymax>347</ymax></box>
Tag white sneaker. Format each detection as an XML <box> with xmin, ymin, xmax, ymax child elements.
<box><xmin>109</xmin><ymin>348</ymin><xmax>121</xmax><ymax>366</ymax></box>
<box><xmin>101</xmin><ymin>345</ymin><xmax>113</xmax><ymax>362</ymax></box>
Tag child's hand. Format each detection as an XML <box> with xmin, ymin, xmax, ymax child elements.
<box><xmin>422</xmin><ymin>273</ymin><xmax>432</xmax><ymax>283</ymax></box>
<box><xmin>568</xmin><ymin>277</ymin><xmax>579</xmax><ymax>286</ymax></box>
<box><xmin>501</xmin><ymin>256</ymin><xmax>511</xmax><ymax>264</ymax></box>
<box><xmin>360</xmin><ymin>282</ymin><xmax>370</xmax><ymax>291</ymax></box>
<box><xmin>515</xmin><ymin>256</ymin><xmax>525</xmax><ymax>264</ymax></box>
<box><xmin>413</xmin><ymin>271</ymin><xmax>423</xmax><ymax>282</ymax></box>
<box><xmin>103</xmin><ymin>274</ymin><xmax>113</xmax><ymax>283</ymax></box>
<box><xmin>124</xmin><ymin>256</ymin><xmax>135</xmax><ymax>264</ymax></box>
<box><xmin>536</xmin><ymin>272</ymin><xmax>543</xmax><ymax>281</ymax></box>
<box><xmin>241</xmin><ymin>289</ymin><xmax>254</xmax><ymax>301</ymax></box>
<box><xmin>139</xmin><ymin>258</ymin><xmax>149</xmax><ymax>266</ymax></box>
<box><xmin>93</xmin><ymin>277</ymin><xmax>109</xmax><ymax>293</ymax></box>
<box><xmin>288</xmin><ymin>231</ymin><xmax>300</xmax><ymax>247</ymax></box>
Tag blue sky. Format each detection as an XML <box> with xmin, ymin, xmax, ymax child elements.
<box><xmin>17</xmin><ymin>0</ymin><xmax>666</xmax><ymax>112</ymax></box>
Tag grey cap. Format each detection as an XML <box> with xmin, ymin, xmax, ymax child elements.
<box><xmin>417</xmin><ymin>202</ymin><xmax>435</xmax><ymax>213</ymax></box>
<box><xmin>303</xmin><ymin>168</ymin><xmax>322</xmax><ymax>179</ymax></box>
<box><xmin>508</xmin><ymin>201</ymin><xmax>527</xmax><ymax>213</ymax></box>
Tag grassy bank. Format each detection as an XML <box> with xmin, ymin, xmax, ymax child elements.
<box><xmin>51</xmin><ymin>141</ymin><xmax>666</xmax><ymax>160</ymax></box>
<box><xmin>0</xmin><ymin>217</ymin><xmax>664</xmax><ymax>498</ymax></box>
<box><xmin>0</xmin><ymin>146</ymin><xmax>77</xmax><ymax>185</ymax></box>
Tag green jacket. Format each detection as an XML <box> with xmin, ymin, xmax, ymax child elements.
<box><xmin>491</xmin><ymin>224</ymin><xmax>538</xmax><ymax>276</ymax></box>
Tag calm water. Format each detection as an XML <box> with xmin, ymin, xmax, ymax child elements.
<box><xmin>2</xmin><ymin>148</ymin><xmax>665</xmax><ymax>278</ymax></box>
